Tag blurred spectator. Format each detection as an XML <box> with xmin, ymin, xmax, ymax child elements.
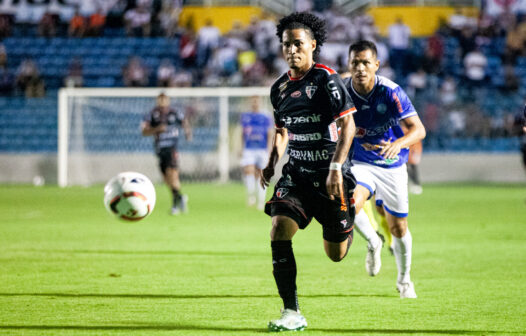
<box><xmin>422</xmin><ymin>31</ymin><xmax>444</xmax><ymax>75</ymax></box>
<box><xmin>504</xmin><ymin>20</ymin><xmax>526</xmax><ymax>64</ymax></box>
<box><xmin>86</xmin><ymin>8</ymin><xmax>106</xmax><ymax>37</ymax></box>
<box><xmin>377</xmin><ymin>59</ymin><xmax>395</xmax><ymax>80</ymax></box>
<box><xmin>196</xmin><ymin>19</ymin><xmax>221</xmax><ymax>67</ymax></box>
<box><xmin>388</xmin><ymin>17</ymin><xmax>411</xmax><ymax>80</ymax></box>
<box><xmin>0</xmin><ymin>13</ymin><xmax>13</xmax><ymax>38</ymax></box>
<box><xmin>64</xmin><ymin>58</ymin><xmax>83</xmax><ymax>88</ymax></box>
<box><xmin>124</xmin><ymin>5</ymin><xmax>152</xmax><ymax>37</ymax></box>
<box><xmin>439</xmin><ymin>75</ymin><xmax>457</xmax><ymax>106</ymax></box>
<box><xmin>123</xmin><ymin>56</ymin><xmax>149</xmax><ymax>87</ymax></box>
<box><xmin>463</xmin><ymin>47</ymin><xmax>488</xmax><ymax>95</ymax></box>
<box><xmin>68</xmin><ymin>10</ymin><xmax>86</xmax><ymax>38</ymax></box>
<box><xmin>38</xmin><ymin>10</ymin><xmax>58</xmax><ymax>38</ymax></box>
<box><xmin>406</xmin><ymin>67</ymin><xmax>428</xmax><ymax>106</ymax></box>
<box><xmin>15</xmin><ymin>59</ymin><xmax>45</xmax><ymax>98</ymax></box>
<box><xmin>158</xmin><ymin>0</ymin><xmax>182</xmax><ymax>37</ymax></box>
<box><xmin>172</xmin><ymin>70</ymin><xmax>194</xmax><ymax>87</ymax></box>
<box><xmin>0</xmin><ymin>44</ymin><xmax>14</xmax><ymax>95</ymax></box>
<box><xmin>156</xmin><ymin>58</ymin><xmax>176</xmax><ymax>87</ymax></box>
<box><xmin>448</xmin><ymin>8</ymin><xmax>468</xmax><ymax>36</ymax></box>
<box><xmin>457</xmin><ymin>26</ymin><xmax>477</xmax><ymax>57</ymax></box>
<box><xmin>180</xmin><ymin>27</ymin><xmax>197</xmax><ymax>68</ymax></box>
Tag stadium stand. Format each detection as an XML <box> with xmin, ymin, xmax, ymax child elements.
<box><xmin>0</xmin><ymin>0</ymin><xmax>524</xmax><ymax>154</ymax></box>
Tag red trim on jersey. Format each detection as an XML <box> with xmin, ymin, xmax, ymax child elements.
<box><xmin>314</xmin><ymin>63</ymin><xmax>336</xmax><ymax>75</ymax></box>
<box><xmin>393</xmin><ymin>93</ymin><xmax>403</xmax><ymax>114</ymax></box>
<box><xmin>334</xmin><ymin>107</ymin><xmax>357</xmax><ymax>120</ymax></box>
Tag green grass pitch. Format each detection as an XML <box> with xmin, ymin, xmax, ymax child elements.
<box><xmin>0</xmin><ymin>182</ymin><xmax>525</xmax><ymax>336</ymax></box>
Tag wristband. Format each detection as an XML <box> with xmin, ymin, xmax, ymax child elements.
<box><xmin>329</xmin><ymin>162</ymin><xmax>342</xmax><ymax>171</ymax></box>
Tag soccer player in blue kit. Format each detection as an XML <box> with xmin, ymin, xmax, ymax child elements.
<box><xmin>343</xmin><ymin>40</ymin><xmax>426</xmax><ymax>298</ymax></box>
<box><xmin>260</xmin><ymin>12</ymin><xmax>357</xmax><ymax>331</ymax></box>
<box><xmin>240</xmin><ymin>96</ymin><xmax>272</xmax><ymax>210</ymax></box>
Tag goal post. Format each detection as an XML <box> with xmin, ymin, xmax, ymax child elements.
<box><xmin>57</xmin><ymin>87</ymin><xmax>271</xmax><ymax>187</ymax></box>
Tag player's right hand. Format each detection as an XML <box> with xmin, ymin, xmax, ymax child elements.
<box><xmin>260</xmin><ymin>167</ymin><xmax>274</xmax><ymax>189</ymax></box>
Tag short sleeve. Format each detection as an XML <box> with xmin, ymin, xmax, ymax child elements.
<box><xmin>391</xmin><ymin>87</ymin><xmax>417</xmax><ymax>120</ymax></box>
<box><xmin>324</xmin><ymin>73</ymin><xmax>357</xmax><ymax>121</ymax></box>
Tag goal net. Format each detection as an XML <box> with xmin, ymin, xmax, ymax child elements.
<box><xmin>58</xmin><ymin>87</ymin><xmax>271</xmax><ymax>187</ymax></box>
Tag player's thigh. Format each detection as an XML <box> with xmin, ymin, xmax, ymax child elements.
<box><xmin>373</xmin><ymin>165</ymin><xmax>409</xmax><ymax>217</ymax></box>
<box><xmin>265</xmin><ymin>176</ymin><xmax>313</xmax><ymax>235</ymax></box>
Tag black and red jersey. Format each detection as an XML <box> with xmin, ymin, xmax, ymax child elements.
<box><xmin>143</xmin><ymin>106</ymin><xmax>185</xmax><ymax>152</ymax></box>
<box><xmin>270</xmin><ymin>63</ymin><xmax>356</xmax><ymax>175</ymax></box>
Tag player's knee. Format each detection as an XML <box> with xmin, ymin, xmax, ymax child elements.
<box><xmin>390</xmin><ymin>220</ymin><xmax>408</xmax><ymax>238</ymax></box>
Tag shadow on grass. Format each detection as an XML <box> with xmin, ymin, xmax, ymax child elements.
<box><xmin>10</xmin><ymin>248</ymin><xmax>269</xmax><ymax>257</ymax></box>
<box><xmin>0</xmin><ymin>324</ymin><xmax>516</xmax><ymax>334</ymax></box>
<box><xmin>0</xmin><ymin>292</ymin><xmax>394</xmax><ymax>299</ymax></box>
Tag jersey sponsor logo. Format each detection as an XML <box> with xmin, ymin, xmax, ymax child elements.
<box><xmin>326</xmin><ymin>80</ymin><xmax>341</xmax><ymax>100</ymax></box>
<box><xmin>288</xmin><ymin>132</ymin><xmax>322</xmax><ymax>141</ymax></box>
<box><xmin>299</xmin><ymin>167</ymin><xmax>316</xmax><ymax>174</ymax></box>
<box><xmin>373</xmin><ymin>156</ymin><xmax>399</xmax><ymax>165</ymax></box>
<box><xmin>355</xmin><ymin>118</ymin><xmax>398</xmax><ymax>137</ymax></box>
<box><xmin>289</xmin><ymin>149</ymin><xmax>329</xmax><ymax>161</ymax></box>
<box><xmin>283</xmin><ymin>114</ymin><xmax>322</xmax><ymax>126</ymax></box>
<box><xmin>276</xmin><ymin>188</ymin><xmax>288</xmax><ymax>198</ymax></box>
<box><xmin>291</xmin><ymin>90</ymin><xmax>301</xmax><ymax>98</ymax></box>
<box><xmin>306</xmin><ymin>85</ymin><xmax>317</xmax><ymax>99</ymax></box>
<box><xmin>328</xmin><ymin>122</ymin><xmax>338</xmax><ymax>142</ymax></box>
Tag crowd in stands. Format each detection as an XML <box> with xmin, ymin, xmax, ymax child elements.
<box><xmin>0</xmin><ymin>0</ymin><xmax>525</xmax><ymax>150</ymax></box>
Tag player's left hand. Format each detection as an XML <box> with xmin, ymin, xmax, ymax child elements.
<box><xmin>378</xmin><ymin>139</ymin><xmax>403</xmax><ymax>159</ymax></box>
<box><xmin>326</xmin><ymin>169</ymin><xmax>343</xmax><ymax>201</ymax></box>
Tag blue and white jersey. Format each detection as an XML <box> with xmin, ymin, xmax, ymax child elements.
<box><xmin>344</xmin><ymin>75</ymin><xmax>417</xmax><ymax>169</ymax></box>
<box><xmin>241</xmin><ymin>112</ymin><xmax>271</xmax><ymax>150</ymax></box>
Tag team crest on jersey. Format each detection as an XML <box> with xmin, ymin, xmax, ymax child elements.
<box><xmin>291</xmin><ymin>90</ymin><xmax>301</xmax><ymax>98</ymax></box>
<box><xmin>305</xmin><ymin>85</ymin><xmax>317</xmax><ymax>99</ymax></box>
<box><xmin>276</xmin><ymin>188</ymin><xmax>289</xmax><ymax>198</ymax></box>
<box><xmin>340</xmin><ymin>219</ymin><xmax>347</xmax><ymax>227</ymax></box>
<box><xmin>355</xmin><ymin>127</ymin><xmax>366</xmax><ymax>138</ymax></box>
<box><xmin>377</xmin><ymin>103</ymin><xmax>387</xmax><ymax>114</ymax></box>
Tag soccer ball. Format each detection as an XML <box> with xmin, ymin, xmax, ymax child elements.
<box><xmin>104</xmin><ymin>172</ymin><xmax>156</xmax><ymax>221</ymax></box>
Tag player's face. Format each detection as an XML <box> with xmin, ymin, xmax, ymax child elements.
<box><xmin>157</xmin><ymin>95</ymin><xmax>170</xmax><ymax>109</ymax></box>
<box><xmin>282</xmin><ymin>28</ymin><xmax>316</xmax><ymax>73</ymax></box>
<box><xmin>348</xmin><ymin>49</ymin><xmax>380</xmax><ymax>91</ymax></box>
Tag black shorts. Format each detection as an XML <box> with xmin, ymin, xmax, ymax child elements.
<box><xmin>157</xmin><ymin>147</ymin><xmax>179</xmax><ymax>174</ymax></box>
<box><xmin>265</xmin><ymin>168</ymin><xmax>356</xmax><ymax>243</ymax></box>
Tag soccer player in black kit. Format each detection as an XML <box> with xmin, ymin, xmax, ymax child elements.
<box><xmin>141</xmin><ymin>93</ymin><xmax>192</xmax><ymax>215</ymax></box>
<box><xmin>260</xmin><ymin>12</ymin><xmax>357</xmax><ymax>331</ymax></box>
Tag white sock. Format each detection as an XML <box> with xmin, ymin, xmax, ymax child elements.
<box><xmin>354</xmin><ymin>210</ymin><xmax>381</xmax><ymax>247</ymax></box>
<box><xmin>244</xmin><ymin>174</ymin><xmax>256</xmax><ymax>199</ymax></box>
<box><xmin>257</xmin><ymin>181</ymin><xmax>267</xmax><ymax>209</ymax></box>
<box><xmin>393</xmin><ymin>229</ymin><xmax>412</xmax><ymax>284</ymax></box>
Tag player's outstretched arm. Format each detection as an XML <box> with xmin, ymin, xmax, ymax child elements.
<box><xmin>379</xmin><ymin>115</ymin><xmax>426</xmax><ymax>159</ymax></box>
<box><xmin>141</xmin><ymin>121</ymin><xmax>166</xmax><ymax>136</ymax></box>
<box><xmin>260</xmin><ymin>128</ymin><xmax>288</xmax><ymax>189</ymax></box>
<box><xmin>327</xmin><ymin>114</ymin><xmax>355</xmax><ymax>200</ymax></box>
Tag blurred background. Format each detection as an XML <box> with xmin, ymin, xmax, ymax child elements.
<box><xmin>0</xmin><ymin>0</ymin><xmax>524</xmax><ymax>185</ymax></box>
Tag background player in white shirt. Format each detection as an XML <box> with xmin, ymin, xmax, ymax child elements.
<box><xmin>343</xmin><ymin>40</ymin><xmax>426</xmax><ymax>298</ymax></box>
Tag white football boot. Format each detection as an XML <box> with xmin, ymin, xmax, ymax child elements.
<box><xmin>268</xmin><ymin>308</ymin><xmax>307</xmax><ymax>332</ymax></box>
<box><xmin>365</xmin><ymin>238</ymin><xmax>382</xmax><ymax>276</ymax></box>
<box><xmin>397</xmin><ymin>281</ymin><xmax>417</xmax><ymax>299</ymax></box>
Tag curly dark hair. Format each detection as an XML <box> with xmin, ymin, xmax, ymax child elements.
<box><xmin>276</xmin><ymin>12</ymin><xmax>327</xmax><ymax>60</ymax></box>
